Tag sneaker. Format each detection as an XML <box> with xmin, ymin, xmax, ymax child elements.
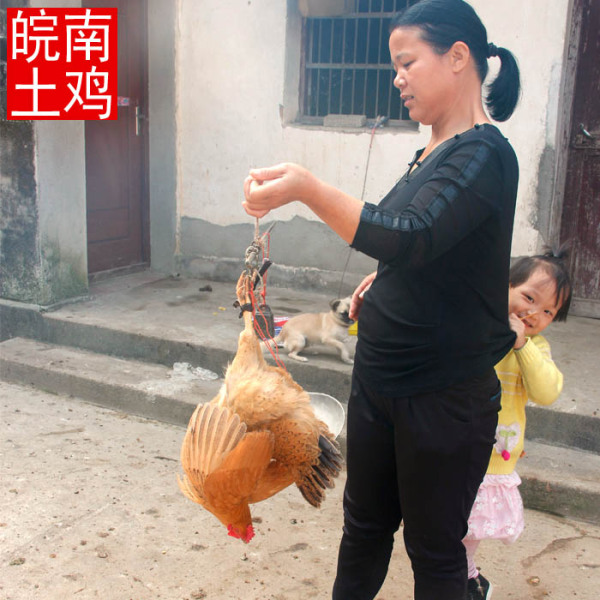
<box><xmin>467</xmin><ymin>574</ymin><xmax>493</xmax><ymax>599</ymax></box>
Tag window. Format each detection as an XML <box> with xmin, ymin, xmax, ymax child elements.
<box><xmin>301</xmin><ymin>0</ymin><xmax>418</xmax><ymax>126</ymax></box>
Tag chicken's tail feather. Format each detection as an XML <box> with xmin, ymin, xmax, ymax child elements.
<box><xmin>297</xmin><ymin>477</ymin><xmax>324</xmax><ymax>507</ymax></box>
<box><xmin>317</xmin><ymin>433</ymin><xmax>344</xmax><ymax>480</ymax></box>
<box><xmin>318</xmin><ymin>434</ymin><xmax>344</xmax><ymax>469</ymax></box>
<box><xmin>297</xmin><ymin>433</ymin><xmax>344</xmax><ymax>508</ymax></box>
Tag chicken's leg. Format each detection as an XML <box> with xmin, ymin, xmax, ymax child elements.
<box><xmin>231</xmin><ymin>271</ymin><xmax>266</xmax><ymax>369</ymax></box>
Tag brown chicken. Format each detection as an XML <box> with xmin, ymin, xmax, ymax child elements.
<box><xmin>177</xmin><ymin>271</ymin><xmax>343</xmax><ymax>543</ymax></box>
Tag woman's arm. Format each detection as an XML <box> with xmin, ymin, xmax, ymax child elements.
<box><xmin>352</xmin><ymin>138</ymin><xmax>507</xmax><ymax>268</ymax></box>
<box><xmin>243</xmin><ymin>163</ymin><xmax>364</xmax><ymax>245</ymax></box>
<box><xmin>244</xmin><ymin>135</ymin><xmax>512</xmax><ymax>268</ymax></box>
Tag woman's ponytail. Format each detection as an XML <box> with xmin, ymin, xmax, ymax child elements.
<box><xmin>485</xmin><ymin>46</ymin><xmax>521</xmax><ymax>122</ymax></box>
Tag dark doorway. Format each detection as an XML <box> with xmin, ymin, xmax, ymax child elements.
<box><xmin>560</xmin><ymin>0</ymin><xmax>600</xmax><ymax>317</ymax></box>
<box><xmin>84</xmin><ymin>0</ymin><xmax>149</xmax><ymax>274</ymax></box>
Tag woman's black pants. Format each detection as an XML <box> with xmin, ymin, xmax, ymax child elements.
<box><xmin>332</xmin><ymin>369</ymin><xmax>500</xmax><ymax>600</ymax></box>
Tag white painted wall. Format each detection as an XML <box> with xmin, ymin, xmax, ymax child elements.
<box><xmin>176</xmin><ymin>0</ymin><xmax>571</xmax><ymax>258</ymax></box>
<box><xmin>473</xmin><ymin>0</ymin><xmax>571</xmax><ymax>255</ymax></box>
<box><xmin>177</xmin><ymin>0</ymin><xmax>292</xmax><ymax>224</ymax></box>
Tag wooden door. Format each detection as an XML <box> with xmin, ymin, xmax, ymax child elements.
<box><xmin>560</xmin><ymin>0</ymin><xmax>600</xmax><ymax>317</ymax></box>
<box><xmin>84</xmin><ymin>0</ymin><xmax>149</xmax><ymax>274</ymax></box>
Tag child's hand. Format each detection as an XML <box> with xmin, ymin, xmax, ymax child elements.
<box><xmin>508</xmin><ymin>313</ymin><xmax>527</xmax><ymax>349</ymax></box>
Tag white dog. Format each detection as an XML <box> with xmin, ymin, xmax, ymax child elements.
<box><xmin>269</xmin><ymin>297</ymin><xmax>355</xmax><ymax>364</ymax></box>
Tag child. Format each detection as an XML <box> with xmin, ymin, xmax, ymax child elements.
<box><xmin>464</xmin><ymin>248</ymin><xmax>573</xmax><ymax>600</ymax></box>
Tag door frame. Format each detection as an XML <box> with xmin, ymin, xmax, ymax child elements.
<box><xmin>145</xmin><ymin>0</ymin><xmax>178</xmax><ymax>275</ymax></box>
<box><xmin>550</xmin><ymin>0</ymin><xmax>599</xmax><ymax>318</ymax></box>
<box><xmin>138</xmin><ymin>0</ymin><xmax>151</xmax><ymax>268</ymax></box>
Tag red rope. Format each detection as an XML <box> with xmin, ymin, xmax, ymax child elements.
<box><xmin>249</xmin><ymin>286</ymin><xmax>286</xmax><ymax>369</ymax></box>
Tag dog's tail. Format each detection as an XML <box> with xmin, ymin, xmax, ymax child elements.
<box><xmin>260</xmin><ymin>333</ymin><xmax>281</xmax><ymax>353</ymax></box>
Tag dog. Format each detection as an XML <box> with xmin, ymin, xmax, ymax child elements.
<box><xmin>269</xmin><ymin>297</ymin><xmax>355</xmax><ymax>364</ymax></box>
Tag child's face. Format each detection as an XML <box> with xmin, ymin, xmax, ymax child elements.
<box><xmin>508</xmin><ymin>267</ymin><xmax>563</xmax><ymax>336</ymax></box>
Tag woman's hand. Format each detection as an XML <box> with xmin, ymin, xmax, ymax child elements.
<box><xmin>508</xmin><ymin>312</ymin><xmax>527</xmax><ymax>349</ymax></box>
<box><xmin>243</xmin><ymin>163</ymin><xmax>363</xmax><ymax>245</ymax></box>
<box><xmin>350</xmin><ymin>271</ymin><xmax>376</xmax><ymax>321</ymax></box>
<box><xmin>243</xmin><ymin>163</ymin><xmax>316</xmax><ymax>218</ymax></box>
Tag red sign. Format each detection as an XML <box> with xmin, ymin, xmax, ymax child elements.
<box><xmin>6</xmin><ymin>7</ymin><xmax>118</xmax><ymax>120</ymax></box>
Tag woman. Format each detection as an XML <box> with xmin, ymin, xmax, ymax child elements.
<box><xmin>243</xmin><ymin>1</ymin><xmax>521</xmax><ymax>598</ymax></box>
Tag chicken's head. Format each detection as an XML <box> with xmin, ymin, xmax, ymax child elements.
<box><xmin>227</xmin><ymin>522</ymin><xmax>255</xmax><ymax>543</ymax></box>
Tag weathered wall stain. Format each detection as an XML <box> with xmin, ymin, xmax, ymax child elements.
<box><xmin>0</xmin><ymin>115</ymin><xmax>41</xmax><ymax>303</ymax></box>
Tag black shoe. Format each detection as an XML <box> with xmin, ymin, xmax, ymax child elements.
<box><xmin>467</xmin><ymin>574</ymin><xmax>493</xmax><ymax>599</ymax></box>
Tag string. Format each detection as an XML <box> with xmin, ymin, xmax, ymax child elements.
<box><xmin>338</xmin><ymin>115</ymin><xmax>388</xmax><ymax>298</ymax></box>
<box><xmin>260</xmin><ymin>230</ymin><xmax>271</xmax><ymax>305</ymax></box>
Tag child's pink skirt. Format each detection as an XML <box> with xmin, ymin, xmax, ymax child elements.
<box><xmin>464</xmin><ymin>471</ymin><xmax>524</xmax><ymax>544</ymax></box>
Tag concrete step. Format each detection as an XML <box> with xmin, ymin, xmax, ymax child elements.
<box><xmin>1</xmin><ymin>336</ymin><xmax>599</xmax><ymax>526</ymax></box>
<box><xmin>0</xmin><ymin>337</ymin><xmax>219</xmax><ymax>427</ymax></box>
<box><xmin>518</xmin><ymin>440</ymin><xmax>600</xmax><ymax>525</ymax></box>
<box><xmin>1</xmin><ymin>291</ymin><xmax>599</xmax><ymax>454</ymax></box>
<box><xmin>0</xmin><ymin>296</ymin><xmax>354</xmax><ymax>415</ymax></box>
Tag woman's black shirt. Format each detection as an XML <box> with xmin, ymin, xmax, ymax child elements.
<box><xmin>351</xmin><ymin>124</ymin><xmax>518</xmax><ymax>396</ymax></box>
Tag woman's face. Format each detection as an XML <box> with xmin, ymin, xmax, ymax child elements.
<box><xmin>389</xmin><ymin>27</ymin><xmax>455</xmax><ymax>125</ymax></box>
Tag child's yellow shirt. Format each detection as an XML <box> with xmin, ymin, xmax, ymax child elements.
<box><xmin>488</xmin><ymin>334</ymin><xmax>563</xmax><ymax>475</ymax></box>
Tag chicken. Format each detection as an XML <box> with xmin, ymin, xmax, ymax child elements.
<box><xmin>177</xmin><ymin>271</ymin><xmax>343</xmax><ymax>543</ymax></box>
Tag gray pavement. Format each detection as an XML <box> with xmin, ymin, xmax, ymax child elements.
<box><xmin>5</xmin><ymin>269</ymin><xmax>596</xmax><ymax>418</ymax></box>
<box><xmin>53</xmin><ymin>270</ymin><xmax>600</xmax><ymax>422</ymax></box>
<box><xmin>1</xmin><ymin>269</ymin><xmax>600</xmax><ymax>528</ymax></box>
<box><xmin>2</xmin><ymin>381</ymin><xmax>599</xmax><ymax>600</ymax></box>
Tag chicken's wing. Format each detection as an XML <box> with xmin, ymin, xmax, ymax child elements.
<box><xmin>178</xmin><ymin>271</ymin><xmax>343</xmax><ymax>542</ymax></box>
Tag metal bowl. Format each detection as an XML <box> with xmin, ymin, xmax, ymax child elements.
<box><xmin>308</xmin><ymin>392</ymin><xmax>346</xmax><ymax>439</ymax></box>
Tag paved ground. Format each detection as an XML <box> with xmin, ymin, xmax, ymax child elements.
<box><xmin>51</xmin><ymin>270</ymin><xmax>600</xmax><ymax>421</ymax></box>
<box><xmin>2</xmin><ymin>381</ymin><xmax>599</xmax><ymax>600</ymax></box>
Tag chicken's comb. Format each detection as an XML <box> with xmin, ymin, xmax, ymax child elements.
<box><xmin>245</xmin><ymin>524</ymin><xmax>255</xmax><ymax>543</ymax></box>
<box><xmin>227</xmin><ymin>523</ymin><xmax>255</xmax><ymax>543</ymax></box>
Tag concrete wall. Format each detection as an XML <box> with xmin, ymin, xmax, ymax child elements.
<box><xmin>148</xmin><ymin>0</ymin><xmax>178</xmax><ymax>274</ymax></box>
<box><xmin>474</xmin><ymin>0</ymin><xmax>571</xmax><ymax>255</ymax></box>
<box><xmin>34</xmin><ymin>119</ymin><xmax>88</xmax><ymax>305</ymax></box>
<box><xmin>1</xmin><ymin>0</ymin><xmax>178</xmax><ymax>304</ymax></box>
<box><xmin>0</xmin><ymin>0</ymin><xmax>576</xmax><ymax>302</ymax></box>
<box><xmin>1</xmin><ymin>0</ymin><xmax>40</xmax><ymax>303</ymax></box>
<box><xmin>0</xmin><ymin>117</ymin><xmax>40</xmax><ymax>302</ymax></box>
<box><xmin>175</xmin><ymin>0</ymin><xmax>572</xmax><ymax>287</ymax></box>
<box><xmin>1</xmin><ymin>0</ymin><xmax>88</xmax><ymax>306</ymax></box>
